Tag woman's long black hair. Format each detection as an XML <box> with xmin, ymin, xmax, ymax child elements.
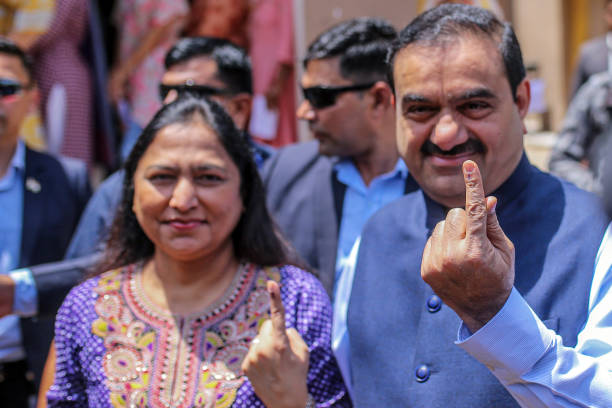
<box><xmin>97</xmin><ymin>95</ymin><xmax>291</xmax><ymax>273</ymax></box>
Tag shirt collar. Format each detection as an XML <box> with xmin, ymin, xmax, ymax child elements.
<box><xmin>335</xmin><ymin>158</ymin><xmax>408</xmax><ymax>186</ymax></box>
<box><xmin>12</xmin><ymin>140</ymin><xmax>25</xmax><ymax>172</ymax></box>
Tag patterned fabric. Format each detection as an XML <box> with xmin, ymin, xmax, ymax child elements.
<box><xmin>48</xmin><ymin>263</ymin><xmax>349</xmax><ymax>407</ymax></box>
<box><xmin>185</xmin><ymin>0</ymin><xmax>249</xmax><ymax>49</ymax></box>
<box><xmin>114</xmin><ymin>0</ymin><xmax>188</xmax><ymax>127</ymax></box>
<box><xmin>31</xmin><ymin>0</ymin><xmax>93</xmax><ymax>166</ymax></box>
<box><xmin>248</xmin><ymin>0</ymin><xmax>297</xmax><ymax>147</ymax></box>
<box><xmin>0</xmin><ymin>0</ymin><xmax>54</xmax><ymax>36</ymax></box>
<box><xmin>549</xmin><ymin>72</ymin><xmax>612</xmax><ymax>193</ymax></box>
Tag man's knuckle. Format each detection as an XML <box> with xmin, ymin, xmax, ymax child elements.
<box><xmin>467</xmin><ymin>203</ymin><xmax>486</xmax><ymax>220</ymax></box>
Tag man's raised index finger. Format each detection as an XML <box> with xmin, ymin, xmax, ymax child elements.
<box><xmin>267</xmin><ymin>280</ymin><xmax>288</xmax><ymax>339</ymax></box>
<box><xmin>463</xmin><ymin>160</ymin><xmax>487</xmax><ymax>236</ymax></box>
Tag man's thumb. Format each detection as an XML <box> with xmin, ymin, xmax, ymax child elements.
<box><xmin>485</xmin><ymin>196</ymin><xmax>508</xmax><ymax>247</ymax></box>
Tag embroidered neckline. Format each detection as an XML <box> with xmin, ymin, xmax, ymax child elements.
<box><xmin>91</xmin><ymin>263</ymin><xmax>282</xmax><ymax>408</ymax></box>
<box><xmin>127</xmin><ymin>262</ymin><xmax>254</xmax><ymax>328</ymax></box>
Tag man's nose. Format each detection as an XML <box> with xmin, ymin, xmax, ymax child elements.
<box><xmin>296</xmin><ymin>99</ymin><xmax>316</xmax><ymax>121</ymax></box>
<box><xmin>169</xmin><ymin>177</ymin><xmax>197</xmax><ymax>211</ymax></box>
<box><xmin>430</xmin><ymin>113</ymin><xmax>468</xmax><ymax>151</ymax></box>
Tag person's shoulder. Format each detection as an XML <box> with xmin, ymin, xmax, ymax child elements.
<box><xmin>580</xmin><ymin>35</ymin><xmax>607</xmax><ymax>54</ymax></box>
<box><xmin>575</xmin><ymin>71</ymin><xmax>611</xmax><ymax>98</ymax></box>
<box><xmin>266</xmin><ymin>141</ymin><xmax>331</xmax><ymax>171</ymax></box>
<box><xmin>262</xmin><ymin>141</ymin><xmax>334</xmax><ymax>189</ymax></box>
<box><xmin>277</xmin><ymin>264</ymin><xmax>328</xmax><ymax>297</ymax></box>
<box><xmin>25</xmin><ymin>147</ymin><xmax>65</xmax><ymax>174</ymax></box>
<box><xmin>95</xmin><ymin>169</ymin><xmax>125</xmax><ymax>200</ymax></box>
<box><xmin>63</xmin><ymin>267</ymin><xmax>128</xmax><ymax>304</ymax></box>
<box><xmin>535</xmin><ymin>167</ymin><xmax>608</xmax><ymax>220</ymax></box>
<box><xmin>26</xmin><ymin>148</ymin><xmax>90</xmax><ymax>195</ymax></box>
<box><xmin>60</xmin><ymin>273</ymin><xmax>102</xmax><ymax>313</ymax></box>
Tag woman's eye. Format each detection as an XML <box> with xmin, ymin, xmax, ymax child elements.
<box><xmin>195</xmin><ymin>174</ymin><xmax>223</xmax><ymax>183</ymax></box>
<box><xmin>149</xmin><ymin>173</ymin><xmax>175</xmax><ymax>182</ymax></box>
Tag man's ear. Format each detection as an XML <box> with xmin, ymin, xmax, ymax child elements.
<box><xmin>514</xmin><ymin>79</ymin><xmax>531</xmax><ymax>120</ymax></box>
<box><xmin>28</xmin><ymin>86</ymin><xmax>39</xmax><ymax>112</ymax></box>
<box><xmin>368</xmin><ymin>81</ymin><xmax>393</xmax><ymax>119</ymax></box>
<box><xmin>226</xmin><ymin>93</ymin><xmax>252</xmax><ymax>131</ymax></box>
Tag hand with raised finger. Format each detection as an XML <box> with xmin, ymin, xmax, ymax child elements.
<box><xmin>241</xmin><ymin>280</ymin><xmax>310</xmax><ymax>408</ymax></box>
<box><xmin>421</xmin><ymin>160</ymin><xmax>515</xmax><ymax>333</ymax></box>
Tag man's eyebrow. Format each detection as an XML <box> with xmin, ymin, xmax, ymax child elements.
<box><xmin>453</xmin><ymin>88</ymin><xmax>497</xmax><ymax>102</ymax></box>
<box><xmin>146</xmin><ymin>165</ymin><xmax>177</xmax><ymax>171</ymax></box>
<box><xmin>193</xmin><ymin>164</ymin><xmax>227</xmax><ymax>173</ymax></box>
<box><xmin>401</xmin><ymin>93</ymin><xmax>433</xmax><ymax>104</ymax></box>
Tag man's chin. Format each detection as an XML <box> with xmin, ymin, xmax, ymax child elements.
<box><xmin>421</xmin><ymin>176</ymin><xmax>467</xmax><ymax>208</ymax></box>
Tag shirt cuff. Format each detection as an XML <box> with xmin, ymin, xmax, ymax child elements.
<box><xmin>9</xmin><ymin>268</ymin><xmax>38</xmax><ymax>317</ymax></box>
<box><xmin>455</xmin><ymin>287</ymin><xmax>555</xmax><ymax>380</ymax></box>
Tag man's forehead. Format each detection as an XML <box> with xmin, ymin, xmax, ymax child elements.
<box><xmin>392</xmin><ymin>35</ymin><xmax>505</xmax><ymax>94</ymax></box>
<box><xmin>164</xmin><ymin>56</ymin><xmax>221</xmax><ymax>84</ymax></box>
<box><xmin>0</xmin><ymin>52</ymin><xmax>28</xmax><ymax>80</ymax></box>
<box><xmin>301</xmin><ymin>57</ymin><xmax>351</xmax><ymax>86</ymax></box>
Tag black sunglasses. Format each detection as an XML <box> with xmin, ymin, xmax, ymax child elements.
<box><xmin>0</xmin><ymin>78</ymin><xmax>28</xmax><ymax>98</ymax></box>
<box><xmin>159</xmin><ymin>82</ymin><xmax>234</xmax><ymax>101</ymax></box>
<box><xmin>302</xmin><ymin>82</ymin><xmax>376</xmax><ymax>109</ymax></box>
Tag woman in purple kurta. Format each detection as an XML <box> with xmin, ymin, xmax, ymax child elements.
<box><xmin>46</xmin><ymin>95</ymin><xmax>349</xmax><ymax>407</ymax></box>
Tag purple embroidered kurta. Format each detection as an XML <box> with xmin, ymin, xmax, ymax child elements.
<box><xmin>47</xmin><ymin>263</ymin><xmax>349</xmax><ymax>407</ymax></box>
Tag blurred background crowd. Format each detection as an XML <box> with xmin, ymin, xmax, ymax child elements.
<box><xmin>3</xmin><ymin>0</ymin><xmax>610</xmax><ymax>186</ymax></box>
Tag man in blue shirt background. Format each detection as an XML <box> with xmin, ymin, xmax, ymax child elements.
<box><xmin>263</xmin><ymin>18</ymin><xmax>408</xmax><ymax>307</ymax></box>
<box><xmin>0</xmin><ymin>38</ymin><xmax>90</xmax><ymax>406</ymax></box>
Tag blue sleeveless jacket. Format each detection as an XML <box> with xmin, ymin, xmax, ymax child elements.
<box><xmin>348</xmin><ymin>155</ymin><xmax>609</xmax><ymax>407</ymax></box>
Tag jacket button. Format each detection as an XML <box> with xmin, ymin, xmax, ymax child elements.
<box><xmin>415</xmin><ymin>364</ymin><xmax>430</xmax><ymax>382</ymax></box>
<box><xmin>427</xmin><ymin>295</ymin><xmax>442</xmax><ymax>313</ymax></box>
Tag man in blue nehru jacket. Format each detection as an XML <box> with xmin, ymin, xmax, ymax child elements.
<box><xmin>337</xmin><ymin>4</ymin><xmax>612</xmax><ymax>407</ymax></box>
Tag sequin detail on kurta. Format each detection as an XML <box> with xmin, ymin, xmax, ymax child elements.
<box><xmin>93</xmin><ymin>263</ymin><xmax>274</xmax><ymax>407</ymax></box>
<box><xmin>48</xmin><ymin>264</ymin><xmax>350</xmax><ymax>407</ymax></box>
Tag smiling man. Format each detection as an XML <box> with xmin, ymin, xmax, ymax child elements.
<box><xmin>338</xmin><ymin>4</ymin><xmax>611</xmax><ymax>407</ymax></box>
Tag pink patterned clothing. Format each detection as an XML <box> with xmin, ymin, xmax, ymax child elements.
<box><xmin>48</xmin><ymin>263</ymin><xmax>349</xmax><ymax>407</ymax></box>
<box><xmin>248</xmin><ymin>0</ymin><xmax>297</xmax><ymax>147</ymax></box>
<box><xmin>31</xmin><ymin>0</ymin><xmax>92</xmax><ymax>165</ymax></box>
<box><xmin>114</xmin><ymin>0</ymin><xmax>188</xmax><ymax>127</ymax></box>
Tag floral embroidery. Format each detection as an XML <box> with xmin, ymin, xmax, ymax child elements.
<box><xmin>91</xmin><ymin>263</ymin><xmax>281</xmax><ymax>408</ymax></box>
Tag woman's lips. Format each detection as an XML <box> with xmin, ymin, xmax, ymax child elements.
<box><xmin>165</xmin><ymin>220</ymin><xmax>205</xmax><ymax>231</ymax></box>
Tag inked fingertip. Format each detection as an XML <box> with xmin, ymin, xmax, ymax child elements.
<box><xmin>463</xmin><ymin>160</ymin><xmax>476</xmax><ymax>177</ymax></box>
<box><xmin>267</xmin><ymin>280</ymin><xmax>278</xmax><ymax>299</ymax></box>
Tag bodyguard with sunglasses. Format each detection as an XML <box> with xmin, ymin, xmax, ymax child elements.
<box><xmin>0</xmin><ymin>38</ymin><xmax>91</xmax><ymax>406</ymax></box>
<box><xmin>262</xmin><ymin>19</ymin><xmax>408</xmax><ymax>392</ymax></box>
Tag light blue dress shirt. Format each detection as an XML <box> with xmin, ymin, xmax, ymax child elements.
<box><xmin>331</xmin><ymin>158</ymin><xmax>407</xmax><ymax>398</ymax></box>
<box><xmin>0</xmin><ymin>140</ymin><xmax>32</xmax><ymax>362</ymax></box>
<box><xmin>334</xmin><ymin>158</ymin><xmax>408</xmax><ymax>292</ymax></box>
<box><xmin>334</xmin><ymin>223</ymin><xmax>612</xmax><ymax>407</ymax></box>
<box><xmin>457</xmin><ymin>222</ymin><xmax>612</xmax><ymax>407</ymax></box>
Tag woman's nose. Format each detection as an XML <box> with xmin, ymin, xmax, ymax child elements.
<box><xmin>169</xmin><ymin>177</ymin><xmax>197</xmax><ymax>211</ymax></box>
